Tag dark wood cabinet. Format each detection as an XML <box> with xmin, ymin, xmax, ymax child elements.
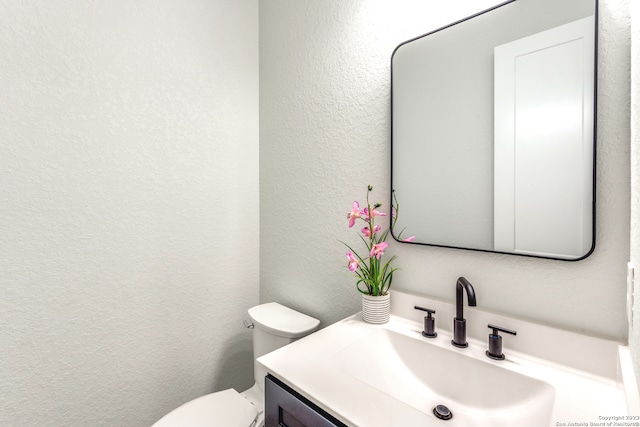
<box><xmin>264</xmin><ymin>375</ymin><xmax>348</xmax><ymax>427</ymax></box>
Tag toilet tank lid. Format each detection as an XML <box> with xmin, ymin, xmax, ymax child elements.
<box><xmin>248</xmin><ymin>302</ymin><xmax>320</xmax><ymax>338</ymax></box>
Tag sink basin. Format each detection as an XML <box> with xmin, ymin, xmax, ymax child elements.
<box><xmin>330</xmin><ymin>328</ymin><xmax>555</xmax><ymax>426</ymax></box>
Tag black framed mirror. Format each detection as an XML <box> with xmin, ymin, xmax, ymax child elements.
<box><xmin>391</xmin><ymin>0</ymin><xmax>597</xmax><ymax>261</ymax></box>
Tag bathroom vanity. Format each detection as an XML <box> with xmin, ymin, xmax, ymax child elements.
<box><xmin>258</xmin><ymin>290</ymin><xmax>638</xmax><ymax>427</ymax></box>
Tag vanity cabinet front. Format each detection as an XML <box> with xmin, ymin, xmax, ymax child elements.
<box><xmin>265</xmin><ymin>375</ymin><xmax>347</xmax><ymax>427</ymax></box>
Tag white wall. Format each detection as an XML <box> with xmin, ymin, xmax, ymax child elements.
<box><xmin>630</xmin><ymin>0</ymin><xmax>640</xmax><ymax>389</ymax></box>
<box><xmin>0</xmin><ymin>1</ymin><xmax>259</xmax><ymax>426</ymax></box>
<box><xmin>260</xmin><ymin>0</ymin><xmax>631</xmax><ymax>341</ymax></box>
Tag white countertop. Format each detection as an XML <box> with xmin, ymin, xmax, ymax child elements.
<box><xmin>258</xmin><ymin>291</ymin><xmax>634</xmax><ymax>427</ymax></box>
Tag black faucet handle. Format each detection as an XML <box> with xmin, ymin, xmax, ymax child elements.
<box><xmin>488</xmin><ymin>324</ymin><xmax>517</xmax><ymax>336</ymax></box>
<box><xmin>414</xmin><ymin>306</ymin><xmax>435</xmax><ymax>316</ymax></box>
<box><xmin>486</xmin><ymin>324</ymin><xmax>517</xmax><ymax>360</ymax></box>
<box><xmin>414</xmin><ymin>306</ymin><xmax>437</xmax><ymax>338</ymax></box>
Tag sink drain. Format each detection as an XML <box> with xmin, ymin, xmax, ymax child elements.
<box><xmin>433</xmin><ymin>404</ymin><xmax>453</xmax><ymax>420</ymax></box>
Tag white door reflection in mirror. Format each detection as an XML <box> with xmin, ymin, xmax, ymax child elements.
<box><xmin>494</xmin><ymin>17</ymin><xmax>595</xmax><ymax>259</ymax></box>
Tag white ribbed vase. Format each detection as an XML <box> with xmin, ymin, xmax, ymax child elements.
<box><xmin>361</xmin><ymin>292</ymin><xmax>391</xmax><ymax>324</ymax></box>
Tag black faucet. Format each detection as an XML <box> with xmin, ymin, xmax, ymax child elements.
<box><xmin>452</xmin><ymin>277</ymin><xmax>477</xmax><ymax>348</ymax></box>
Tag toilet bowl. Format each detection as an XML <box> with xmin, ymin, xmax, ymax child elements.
<box><xmin>151</xmin><ymin>302</ymin><xmax>320</xmax><ymax>427</ymax></box>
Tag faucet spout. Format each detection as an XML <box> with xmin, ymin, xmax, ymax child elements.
<box><xmin>452</xmin><ymin>277</ymin><xmax>477</xmax><ymax>348</ymax></box>
<box><xmin>456</xmin><ymin>277</ymin><xmax>477</xmax><ymax>319</ymax></box>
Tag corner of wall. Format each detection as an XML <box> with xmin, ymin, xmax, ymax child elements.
<box><xmin>629</xmin><ymin>0</ymin><xmax>640</xmax><ymax>394</ymax></box>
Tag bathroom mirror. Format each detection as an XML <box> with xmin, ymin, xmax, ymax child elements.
<box><xmin>391</xmin><ymin>0</ymin><xmax>597</xmax><ymax>261</ymax></box>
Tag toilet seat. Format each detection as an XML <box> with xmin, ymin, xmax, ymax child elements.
<box><xmin>152</xmin><ymin>388</ymin><xmax>259</xmax><ymax>427</ymax></box>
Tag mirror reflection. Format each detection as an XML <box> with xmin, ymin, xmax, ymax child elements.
<box><xmin>391</xmin><ymin>0</ymin><xmax>597</xmax><ymax>260</ymax></box>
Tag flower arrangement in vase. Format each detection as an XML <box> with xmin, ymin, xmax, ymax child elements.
<box><xmin>342</xmin><ymin>186</ymin><xmax>414</xmax><ymax>323</ymax></box>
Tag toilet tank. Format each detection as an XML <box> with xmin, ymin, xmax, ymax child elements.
<box><xmin>248</xmin><ymin>302</ymin><xmax>320</xmax><ymax>390</ymax></box>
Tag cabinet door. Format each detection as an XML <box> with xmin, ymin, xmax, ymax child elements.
<box><xmin>264</xmin><ymin>375</ymin><xmax>347</xmax><ymax>427</ymax></box>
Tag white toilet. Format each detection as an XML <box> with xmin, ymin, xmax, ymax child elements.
<box><xmin>152</xmin><ymin>302</ymin><xmax>320</xmax><ymax>427</ymax></box>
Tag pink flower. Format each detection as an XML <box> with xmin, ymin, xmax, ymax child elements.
<box><xmin>370</xmin><ymin>242</ymin><xmax>388</xmax><ymax>259</ymax></box>
<box><xmin>347</xmin><ymin>201</ymin><xmax>363</xmax><ymax>228</ymax></box>
<box><xmin>361</xmin><ymin>225</ymin><xmax>381</xmax><ymax>237</ymax></box>
<box><xmin>403</xmin><ymin>236</ymin><xmax>416</xmax><ymax>242</ymax></box>
<box><xmin>363</xmin><ymin>207</ymin><xmax>387</xmax><ymax>221</ymax></box>
<box><xmin>346</xmin><ymin>252</ymin><xmax>359</xmax><ymax>272</ymax></box>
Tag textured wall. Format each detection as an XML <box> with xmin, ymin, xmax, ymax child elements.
<box><xmin>630</xmin><ymin>0</ymin><xmax>640</xmax><ymax>390</ymax></box>
<box><xmin>260</xmin><ymin>0</ymin><xmax>631</xmax><ymax>340</ymax></box>
<box><xmin>0</xmin><ymin>1</ymin><xmax>259</xmax><ymax>426</ymax></box>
